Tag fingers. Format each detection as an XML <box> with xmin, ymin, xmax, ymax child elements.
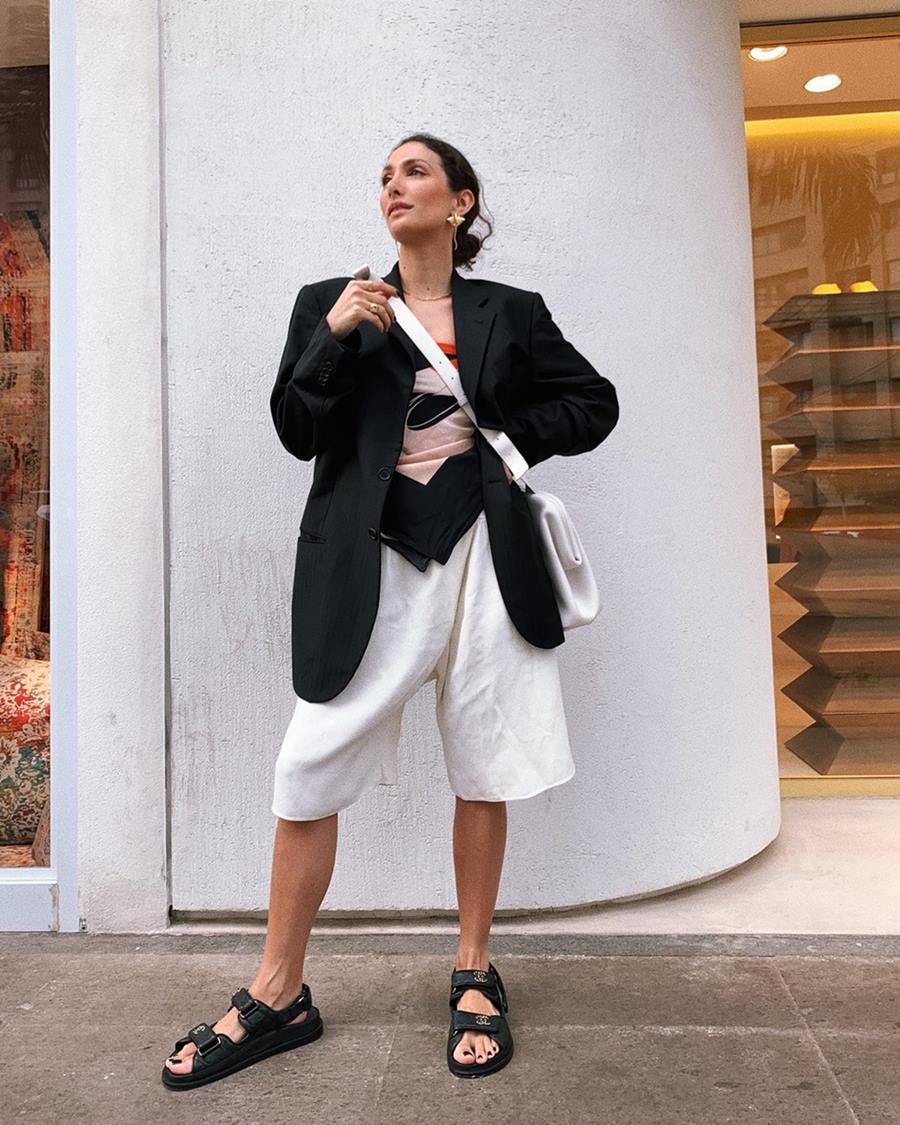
<box><xmin>356</xmin><ymin>293</ymin><xmax>395</xmax><ymax>333</ymax></box>
<box><xmin>352</xmin><ymin>279</ymin><xmax>398</xmax><ymax>333</ymax></box>
<box><xmin>332</xmin><ymin>279</ymin><xmax>400</xmax><ymax>336</ymax></box>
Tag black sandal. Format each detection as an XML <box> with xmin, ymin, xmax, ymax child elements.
<box><xmin>161</xmin><ymin>983</ymin><xmax>323</xmax><ymax>1090</ymax></box>
<box><xmin>447</xmin><ymin>961</ymin><xmax>514</xmax><ymax>1078</ymax></box>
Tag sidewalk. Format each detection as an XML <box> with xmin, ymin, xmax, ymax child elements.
<box><xmin>3</xmin><ymin>932</ymin><xmax>897</xmax><ymax>1123</ymax></box>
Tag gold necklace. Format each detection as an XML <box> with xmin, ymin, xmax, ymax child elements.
<box><xmin>401</xmin><ymin>280</ymin><xmax>452</xmax><ymax>301</ymax></box>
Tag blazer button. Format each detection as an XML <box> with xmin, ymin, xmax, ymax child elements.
<box><xmin>368</xmin><ymin>527</ymin><xmax>378</xmax><ymax>539</ymax></box>
<box><xmin>378</xmin><ymin>466</ymin><xmax>392</xmax><ymax>481</ymax></box>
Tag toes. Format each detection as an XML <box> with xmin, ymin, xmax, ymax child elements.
<box><xmin>165</xmin><ymin>1048</ymin><xmax>195</xmax><ymax>1074</ymax></box>
<box><xmin>453</xmin><ymin>1032</ymin><xmax>476</xmax><ymax>1064</ymax></box>
<box><xmin>453</xmin><ymin>1032</ymin><xmax>498</xmax><ymax>1066</ymax></box>
<box><xmin>472</xmin><ymin>1033</ymin><xmax>493</xmax><ymax>1064</ymax></box>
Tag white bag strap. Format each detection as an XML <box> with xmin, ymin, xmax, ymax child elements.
<box><xmin>352</xmin><ymin>264</ymin><xmax>530</xmax><ymax>485</ymax></box>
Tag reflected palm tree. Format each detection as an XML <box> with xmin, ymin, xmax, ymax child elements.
<box><xmin>747</xmin><ymin>140</ymin><xmax>881</xmax><ymax>277</ymax></box>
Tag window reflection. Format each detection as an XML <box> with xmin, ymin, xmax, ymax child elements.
<box><xmin>746</xmin><ymin>68</ymin><xmax>900</xmax><ymax>779</ymax></box>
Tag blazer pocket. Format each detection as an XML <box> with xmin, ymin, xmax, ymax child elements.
<box><xmin>298</xmin><ymin>527</ymin><xmax>327</xmax><ymax>544</ymax></box>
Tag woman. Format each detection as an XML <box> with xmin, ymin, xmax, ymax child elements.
<box><xmin>162</xmin><ymin>133</ymin><xmax>619</xmax><ymax>1089</ymax></box>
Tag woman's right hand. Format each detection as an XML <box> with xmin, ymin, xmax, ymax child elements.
<box><xmin>325</xmin><ymin>278</ymin><xmax>399</xmax><ymax>340</ymax></box>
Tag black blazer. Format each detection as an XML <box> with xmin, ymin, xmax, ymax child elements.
<box><xmin>271</xmin><ymin>259</ymin><xmax>619</xmax><ymax>702</ymax></box>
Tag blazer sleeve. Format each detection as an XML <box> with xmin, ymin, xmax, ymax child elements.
<box><xmin>270</xmin><ymin>283</ymin><xmax>364</xmax><ymax>462</ymax></box>
<box><xmin>501</xmin><ymin>291</ymin><xmax>619</xmax><ymax>471</ymax></box>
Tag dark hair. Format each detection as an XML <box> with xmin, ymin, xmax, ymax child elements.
<box><xmin>387</xmin><ymin>132</ymin><xmax>494</xmax><ymax>271</ymax></box>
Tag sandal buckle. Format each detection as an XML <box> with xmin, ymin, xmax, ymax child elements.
<box><xmin>237</xmin><ymin>996</ymin><xmax>262</xmax><ymax>1020</ymax></box>
<box><xmin>190</xmin><ymin>1023</ymin><xmax>220</xmax><ymax>1056</ymax></box>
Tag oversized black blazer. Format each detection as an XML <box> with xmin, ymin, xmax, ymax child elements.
<box><xmin>271</xmin><ymin>259</ymin><xmax>619</xmax><ymax>702</ymax></box>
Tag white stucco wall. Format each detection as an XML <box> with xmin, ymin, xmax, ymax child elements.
<box><xmin>157</xmin><ymin>0</ymin><xmax>780</xmax><ymax>915</ymax></box>
<box><xmin>77</xmin><ymin>0</ymin><xmax>780</xmax><ymax>926</ymax></box>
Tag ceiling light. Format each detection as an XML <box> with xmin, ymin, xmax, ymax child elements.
<box><xmin>748</xmin><ymin>46</ymin><xmax>788</xmax><ymax>62</ymax></box>
<box><xmin>804</xmin><ymin>73</ymin><xmax>842</xmax><ymax>93</ymax></box>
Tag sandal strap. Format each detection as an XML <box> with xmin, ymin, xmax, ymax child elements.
<box><xmin>169</xmin><ymin>985</ymin><xmax>313</xmax><ymax>1072</ymax></box>
<box><xmin>449</xmin><ymin>962</ymin><xmax>508</xmax><ymax>1014</ymax></box>
<box><xmin>231</xmin><ymin>983</ymin><xmax>311</xmax><ymax>1034</ymax></box>
<box><xmin>450</xmin><ymin>1009</ymin><xmax>504</xmax><ymax>1035</ymax></box>
<box><xmin>185</xmin><ymin>1022</ymin><xmax>236</xmax><ymax>1068</ymax></box>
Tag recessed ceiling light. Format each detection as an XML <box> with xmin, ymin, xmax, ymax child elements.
<box><xmin>804</xmin><ymin>73</ymin><xmax>842</xmax><ymax>93</ymax></box>
<box><xmin>748</xmin><ymin>46</ymin><xmax>788</xmax><ymax>62</ymax></box>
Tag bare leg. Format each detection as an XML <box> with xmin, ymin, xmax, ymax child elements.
<box><xmin>450</xmin><ymin>796</ymin><xmax>507</xmax><ymax>1067</ymax></box>
<box><xmin>164</xmin><ymin>813</ymin><xmax>338</xmax><ymax>1074</ymax></box>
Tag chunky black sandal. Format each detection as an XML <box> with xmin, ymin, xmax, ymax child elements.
<box><xmin>160</xmin><ymin>983</ymin><xmax>323</xmax><ymax>1090</ymax></box>
<box><xmin>447</xmin><ymin>961</ymin><xmax>514</xmax><ymax>1078</ymax></box>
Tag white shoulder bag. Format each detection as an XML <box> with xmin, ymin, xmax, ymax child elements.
<box><xmin>352</xmin><ymin>265</ymin><xmax>600</xmax><ymax>631</ymax></box>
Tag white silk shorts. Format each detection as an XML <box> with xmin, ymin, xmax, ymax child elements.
<box><xmin>271</xmin><ymin>508</ymin><xmax>575</xmax><ymax>821</ymax></box>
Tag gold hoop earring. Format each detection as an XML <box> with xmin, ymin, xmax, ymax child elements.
<box><xmin>446</xmin><ymin>213</ymin><xmax>464</xmax><ymax>252</ymax></box>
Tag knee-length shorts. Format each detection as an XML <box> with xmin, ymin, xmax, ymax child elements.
<box><xmin>271</xmin><ymin>509</ymin><xmax>575</xmax><ymax>821</ymax></box>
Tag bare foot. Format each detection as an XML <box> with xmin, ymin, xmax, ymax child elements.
<box><xmin>164</xmin><ymin>986</ymin><xmax>309</xmax><ymax>1076</ymax></box>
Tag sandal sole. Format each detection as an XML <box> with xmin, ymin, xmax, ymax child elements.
<box><xmin>160</xmin><ymin>1014</ymin><xmax>324</xmax><ymax>1090</ymax></box>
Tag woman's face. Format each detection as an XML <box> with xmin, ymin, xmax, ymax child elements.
<box><xmin>380</xmin><ymin>141</ymin><xmax>471</xmax><ymax>243</ymax></box>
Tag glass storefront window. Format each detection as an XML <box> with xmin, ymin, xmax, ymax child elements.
<box><xmin>0</xmin><ymin>7</ymin><xmax>50</xmax><ymax>865</ymax></box>
<box><xmin>743</xmin><ymin>27</ymin><xmax>900</xmax><ymax>788</ymax></box>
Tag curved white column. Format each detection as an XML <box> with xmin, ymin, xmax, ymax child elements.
<box><xmin>159</xmin><ymin>0</ymin><xmax>780</xmax><ymax>915</ymax></box>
